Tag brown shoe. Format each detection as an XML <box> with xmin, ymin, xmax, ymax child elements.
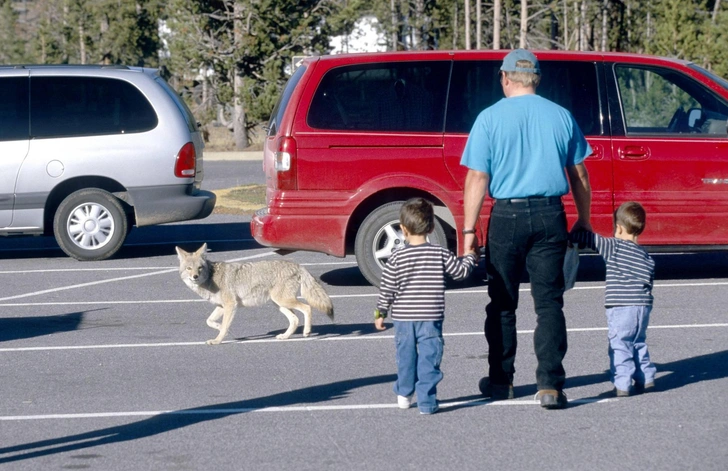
<box><xmin>634</xmin><ymin>381</ymin><xmax>655</xmax><ymax>394</ymax></box>
<box><xmin>614</xmin><ymin>388</ymin><xmax>630</xmax><ymax>397</ymax></box>
<box><xmin>478</xmin><ymin>377</ymin><xmax>514</xmax><ymax>400</ymax></box>
<box><xmin>536</xmin><ymin>389</ymin><xmax>568</xmax><ymax>409</ymax></box>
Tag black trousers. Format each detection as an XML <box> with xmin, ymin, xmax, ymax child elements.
<box><xmin>484</xmin><ymin>197</ymin><xmax>568</xmax><ymax>391</ymax></box>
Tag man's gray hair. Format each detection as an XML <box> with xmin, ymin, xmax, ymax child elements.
<box><xmin>504</xmin><ymin>60</ymin><xmax>541</xmax><ymax>88</ymax></box>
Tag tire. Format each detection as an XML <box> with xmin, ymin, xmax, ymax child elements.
<box><xmin>355</xmin><ymin>201</ymin><xmax>447</xmax><ymax>287</ymax></box>
<box><xmin>53</xmin><ymin>189</ymin><xmax>129</xmax><ymax>261</ymax></box>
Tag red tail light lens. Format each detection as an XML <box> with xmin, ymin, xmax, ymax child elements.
<box><xmin>275</xmin><ymin>136</ymin><xmax>297</xmax><ymax>190</ymax></box>
<box><xmin>174</xmin><ymin>142</ymin><xmax>197</xmax><ymax>178</ymax></box>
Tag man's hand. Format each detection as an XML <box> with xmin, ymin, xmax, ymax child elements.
<box><xmin>374</xmin><ymin>317</ymin><xmax>386</xmax><ymax>331</ymax></box>
<box><xmin>463</xmin><ymin>233</ymin><xmax>479</xmax><ymax>260</ymax></box>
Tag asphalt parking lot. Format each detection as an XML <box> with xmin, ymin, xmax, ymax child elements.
<box><xmin>1</xmin><ymin>161</ymin><xmax>727</xmax><ymax>470</ymax></box>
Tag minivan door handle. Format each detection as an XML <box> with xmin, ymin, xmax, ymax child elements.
<box><xmin>586</xmin><ymin>144</ymin><xmax>603</xmax><ymax>160</ymax></box>
<box><xmin>620</xmin><ymin>146</ymin><xmax>650</xmax><ymax>160</ymax></box>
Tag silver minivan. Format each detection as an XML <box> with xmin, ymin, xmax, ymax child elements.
<box><xmin>0</xmin><ymin>65</ymin><xmax>216</xmax><ymax>260</ymax></box>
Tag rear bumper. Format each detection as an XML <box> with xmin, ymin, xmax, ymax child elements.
<box><xmin>250</xmin><ymin>208</ymin><xmax>347</xmax><ymax>257</ymax></box>
<box><xmin>125</xmin><ymin>185</ymin><xmax>216</xmax><ymax>226</ymax></box>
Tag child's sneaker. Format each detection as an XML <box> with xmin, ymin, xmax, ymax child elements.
<box><xmin>614</xmin><ymin>387</ymin><xmax>630</xmax><ymax>397</ymax></box>
<box><xmin>397</xmin><ymin>395</ymin><xmax>413</xmax><ymax>409</ymax></box>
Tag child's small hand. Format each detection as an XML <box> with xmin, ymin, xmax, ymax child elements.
<box><xmin>464</xmin><ymin>248</ymin><xmax>479</xmax><ymax>262</ymax></box>
<box><xmin>374</xmin><ymin>317</ymin><xmax>386</xmax><ymax>331</ymax></box>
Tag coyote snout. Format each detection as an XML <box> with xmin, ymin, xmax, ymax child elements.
<box><xmin>176</xmin><ymin>244</ymin><xmax>334</xmax><ymax>345</ymax></box>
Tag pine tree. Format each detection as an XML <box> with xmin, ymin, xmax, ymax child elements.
<box><xmin>0</xmin><ymin>0</ymin><xmax>26</xmax><ymax>63</ymax></box>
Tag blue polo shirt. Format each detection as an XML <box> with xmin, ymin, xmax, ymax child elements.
<box><xmin>460</xmin><ymin>94</ymin><xmax>591</xmax><ymax>199</ymax></box>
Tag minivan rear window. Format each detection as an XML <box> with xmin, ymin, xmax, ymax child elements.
<box><xmin>156</xmin><ymin>76</ymin><xmax>199</xmax><ymax>133</ymax></box>
<box><xmin>30</xmin><ymin>76</ymin><xmax>158</xmax><ymax>138</ymax></box>
<box><xmin>308</xmin><ymin>61</ymin><xmax>450</xmax><ymax>132</ymax></box>
<box><xmin>0</xmin><ymin>76</ymin><xmax>29</xmax><ymax>142</ymax></box>
<box><xmin>268</xmin><ymin>65</ymin><xmax>307</xmax><ymax>136</ymax></box>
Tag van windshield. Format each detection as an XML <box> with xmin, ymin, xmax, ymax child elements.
<box><xmin>688</xmin><ymin>64</ymin><xmax>728</xmax><ymax>92</ymax></box>
<box><xmin>267</xmin><ymin>65</ymin><xmax>307</xmax><ymax>136</ymax></box>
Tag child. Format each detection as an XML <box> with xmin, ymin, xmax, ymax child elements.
<box><xmin>374</xmin><ymin>197</ymin><xmax>477</xmax><ymax>414</ymax></box>
<box><xmin>570</xmin><ymin>201</ymin><xmax>656</xmax><ymax>396</ymax></box>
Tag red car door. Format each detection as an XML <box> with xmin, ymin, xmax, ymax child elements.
<box><xmin>609</xmin><ymin>62</ymin><xmax>728</xmax><ymax>245</ymax></box>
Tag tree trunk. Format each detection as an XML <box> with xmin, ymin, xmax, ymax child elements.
<box><xmin>465</xmin><ymin>0</ymin><xmax>471</xmax><ymax>50</ymax></box>
<box><xmin>476</xmin><ymin>0</ymin><xmax>481</xmax><ymax>49</ymax></box>
<box><xmin>493</xmin><ymin>0</ymin><xmax>501</xmax><ymax>49</ymax></box>
<box><xmin>708</xmin><ymin>0</ymin><xmax>722</xmax><ymax>70</ymax></box>
<box><xmin>580</xmin><ymin>0</ymin><xmax>588</xmax><ymax>51</ymax></box>
<box><xmin>414</xmin><ymin>0</ymin><xmax>425</xmax><ymax>49</ymax></box>
<box><xmin>520</xmin><ymin>0</ymin><xmax>528</xmax><ymax>48</ymax></box>
<box><xmin>233</xmin><ymin>73</ymin><xmax>247</xmax><ymax>149</ymax></box>
<box><xmin>391</xmin><ymin>0</ymin><xmax>398</xmax><ymax>50</ymax></box>
<box><xmin>601</xmin><ymin>0</ymin><xmax>608</xmax><ymax>51</ymax></box>
<box><xmin>453</xmin><ymin>2</ymin><xmax>458</xmax><ymax>48</ymax></box>
<box><xmin>233</xmin><ymin>2</ymin><xmax>248</xmax><ymax>150</ymax></box>
<box><xmin>563</xmin><ymin>0</ymin><xmax>568</xmax><ymax>49</ymax></box>
<box><xmin>79</xmin><ymin>23</ymin><xmax>86</xmax><ymax>64</ymax></box>
<box><xmin>713</xmin><ymin>0</ymin><xmax>722</xmax><ymax>23</ymax></box>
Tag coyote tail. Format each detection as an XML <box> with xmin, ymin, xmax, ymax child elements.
<box><xmin>299</xmin><ymin>267</ymin><xmax>334</xmax><ymax>320</ymax></box>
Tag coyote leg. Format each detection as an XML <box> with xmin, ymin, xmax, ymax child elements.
<box><xmin>206</xmin><ymin>306</ymin><xmax>224</xmax><ymax>331</ymax></box>
<box><xmin>297</xmin><ymin>303</ymin><xmax>313</xmax><ymax>337</ymax></box>
<box><xmin>207</xmin><ymin>303</ymin><xmax>236</xmax><ymax>345</ymax></box>
<box><xmin>275</xmin><ymin>306</ymin><xmax>299</xmax><ymax>340</ymax></box>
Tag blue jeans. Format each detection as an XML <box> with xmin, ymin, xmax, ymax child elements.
<box><xmin>484</xmin><ymin>198</ymin><xmax>568</xmax><ymax>391</ymax></box>
<box><xmin>393</xmin><ymin>320</ymin><xmax>444</xmax><ymax>413</ymax></box>
<box><xmin>606</xmin><ymin>305</ymin><xmax>656</xmax><ymax>391</ymax></box>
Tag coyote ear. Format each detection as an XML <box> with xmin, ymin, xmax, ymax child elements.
<box><xmin>175</xmin><ymin>246</ymin><xmax>187</xmax><ymax>260</ymax></box>
<box><xmin>196</xmin><ymin>243</ymin><xmax>208</xmax><ymax>256</ymax></box>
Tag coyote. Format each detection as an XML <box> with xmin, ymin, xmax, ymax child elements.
<box><xmin>175</xmin><ymin>244</ymin><xmax>334</xmax><ymax>345</ymax></box>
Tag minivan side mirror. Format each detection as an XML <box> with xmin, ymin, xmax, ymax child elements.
<box><xmin>688</xmin><ymin>108</ymin><xmax>704</xmax><ymax>128</ymax></box>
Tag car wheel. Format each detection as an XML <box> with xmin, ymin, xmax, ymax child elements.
<box><xmin>355</xmin><ymin>201</ymin><xmax>447</xmax><ymax>286</ymax></box>
<box><xmin>53</xmin><ymin>189</ymin><xmax>129</xmax><ymax>261</ymax></box>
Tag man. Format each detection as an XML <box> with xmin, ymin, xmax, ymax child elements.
<box><xmin>461</xmin><ymin>49</ymin><xmax>592</xmax><ymax>409</ymax></box>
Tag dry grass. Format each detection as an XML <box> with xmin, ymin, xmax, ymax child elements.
<box><xmin>212</xmin><ymin>184</ymin><xmax>266</xmax><ymax>215</ymax></box>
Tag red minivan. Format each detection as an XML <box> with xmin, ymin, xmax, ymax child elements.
<box><xmin>251</xmin><ymin>50</ymin><xmax>728</xmax><ymax>285</ymax></box>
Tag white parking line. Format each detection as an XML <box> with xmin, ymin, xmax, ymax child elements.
<box><xmin>2</xmin><ymin>279</ymin><xmax>726</xmax><ymax>307</ymax></box>
<box><xmin>0</xmin><ymin>251</ymin><xmax>276</xmax><ymax>302</ymax></box>
<box><xmin>0</xmin><ymin>258</ymin><xmax>354</xmax><ymax>275</ymax></box>
<box><xmin>1</xmin><ymin>323</ymin><xmax>726</xmax><ymax>353</ymax></box>
<box><xmin>0</xmin><ymin>397</ymin><xmax>617</xmax><ymax>422</ymax></box>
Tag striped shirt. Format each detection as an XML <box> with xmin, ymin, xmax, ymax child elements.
<box><xmin>570</xmin><ymin>231</ymin><xmax>654</xmax><ymax>307</ymax></box>
<box><xmin>377</xmin><ymin>243</ymin><xmax>477</xmax><ymax>321</ymax></box>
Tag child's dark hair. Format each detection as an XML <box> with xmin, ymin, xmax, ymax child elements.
<box><xmin>614</xmin><ymin>201</ymin><xmax>646</xmax><ymax>236</ymax></box>
<box><xmin>400</xmin><ymin>197</ymin><xmax>434</xmax><ymax>236</ymax></box>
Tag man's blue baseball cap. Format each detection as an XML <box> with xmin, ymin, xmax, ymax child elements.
<box><xmin>500</xmin><ymin>49</ymin><xmax>541</xmax><ymax>74</ymax></box>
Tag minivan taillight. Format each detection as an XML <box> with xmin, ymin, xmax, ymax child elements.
<box><xmin>174</xmin><ymin>142</ymin><xmax>197</xmax><ymax>178</ymax></box>
<box><xmin>275</xmin><ymin>136</ymin><xmax>297</xmax><ymax>190</ymax></box>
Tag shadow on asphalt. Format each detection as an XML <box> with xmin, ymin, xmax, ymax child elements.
<box><xmin>254</xmin><ymin>322</ymin><xmax>385</xmax><ymax>340</ymax></box>
<box><xmin>0</xmin><ymin>374</ymin><xmax>397</xmax><ymax>464</ymax></box>
<box><xmin>0</xmin><ymin>311</ymin><xmax>84</xmax><ymax>342</ymax></box>
<box><xmin>561</xmin><ymin>348</ymin><xmax>728</xmax><ymax>408</ymax></box>
<box><xmin>0</xmin><ymin>222</ymin><xmax>259</xmax><ymax>261</ymax></box>
<box><xmin>442</xmin><ymin>348</ymin><xmax>728</xmax><ymax>412</ymax></box>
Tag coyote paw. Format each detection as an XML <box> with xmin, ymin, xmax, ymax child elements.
<box><xmin>276</xmin><ymin>333</ymin><xmax>291</xmax><ymax>340</ymax></box>
<box><xmin>302</xmin><ymin>331</ymin><xmax>311</xmax><ymax>337</ymax></box>
<box><xmin>206</xmin><ymin>339</ymin><xmax>221</xmax><ymax>345</ymax></box>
